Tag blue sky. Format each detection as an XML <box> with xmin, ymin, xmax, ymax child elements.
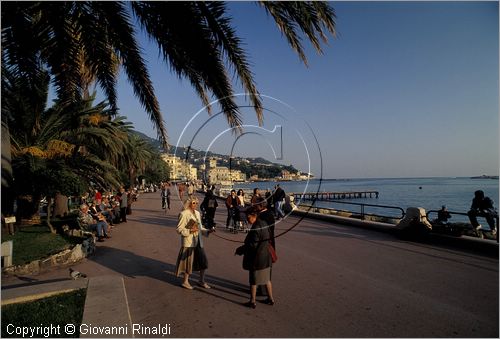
<box><xmin>111</xmin><ymin>1</ymin><xmax>499</xmax><ymax>179</ymax></box>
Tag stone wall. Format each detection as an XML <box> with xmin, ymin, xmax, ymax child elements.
<box><xmin>2</xmin><ymin>237</ymin><xmax>95</xmax><ymax>275</ymax></box>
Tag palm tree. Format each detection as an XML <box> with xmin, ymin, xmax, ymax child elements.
<box><xmin>3</xmin><ymin>62</ymin><xmax>137</xmax><ymax>231</ymax></box>
<box><xmin>122</xmin><ymin>133</ymin><xmax>154</xmax><ymax>187</ymax></box>
<box><xmin>2</xmin><ymin>1</ymin><xmax>336</xmax><ymax>148</ymax></box>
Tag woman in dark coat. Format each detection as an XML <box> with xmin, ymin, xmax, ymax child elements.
<box><xmin>238</xmin><ymin>207</ymin><xmax>275</xmax><ymax>308</ymax></box>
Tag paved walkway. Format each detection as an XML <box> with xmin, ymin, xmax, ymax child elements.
<box><xmin>2</xmin><ymin>191</ymin><xmax>498</xmax><ymax>337</ymax></box>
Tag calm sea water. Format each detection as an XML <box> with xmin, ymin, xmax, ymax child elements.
<box><xmin>235</xmin><ymin>177</ymin><xmax>499</xmax><ymax>222</ymax></box>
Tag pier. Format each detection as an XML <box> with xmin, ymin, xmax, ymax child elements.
<box><xmin>292</xmin><ymin>191</ymin><xmax>379</xmax><ymax>200</ymax></box>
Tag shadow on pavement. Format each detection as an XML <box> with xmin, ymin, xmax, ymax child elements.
<box><xmin>85</xmin><ymin>246</ymin><xmax>250</xmax><ymax>303</ymax></box>
<box><xmin>1</xmin><ymin>277</ymin><xmax>71</xmax><ymax>290</ymax></box>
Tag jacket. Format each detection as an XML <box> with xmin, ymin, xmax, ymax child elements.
<box><xmin>226</xmin><ymin>195</ymin><xmax>237</xmax><ymax>209</ymax></box>
<box><xmin>242</xmin><ymin>219</ymin><xmax>272</xmax><ymax>271</ymax></box>
<box><xmin>201</xmin><ymin>194</ymin><xmax>218</xmax><ymax>211</ymax></box>
<box><xmin>176</xmin><ymin>209</ymin><xmax>209</xmax><ymax>248</ymax></box>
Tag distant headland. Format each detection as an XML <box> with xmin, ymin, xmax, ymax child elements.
<box><xmin>470</xmin><ymin>175</ymin><xmax>499</xmax><ymax>179</ymax></box>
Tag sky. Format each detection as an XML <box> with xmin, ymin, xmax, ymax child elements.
<box><xmin>109</xmin><ymin>1</ymin><xmax>499</xmax><ymax>180</ymax></box>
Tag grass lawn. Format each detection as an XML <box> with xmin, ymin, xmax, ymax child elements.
<box><xmin>2</xmin><ymin>225</ymin><xmax>82</xmax><ymax>266</ymax></box>
<box><xmin>1</xmin><ymin>289</ymin><xmax>87</xmax><ymax>338</ymax></box>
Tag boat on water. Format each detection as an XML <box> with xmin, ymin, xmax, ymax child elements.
<box><xmin>470</xmin><ymin>175</ymin><xmax>499</xmax><ymax>179</ymax></box>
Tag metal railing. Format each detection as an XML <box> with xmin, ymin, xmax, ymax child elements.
<box><xmin>300</xmin><ymin>199</ymin><xmax>405</xmax><ymax>221</ymax></box>
<box><xmin>426</xmin><ymin>210</ymin><xmax>469</xmax><ymax>221</ymax></box>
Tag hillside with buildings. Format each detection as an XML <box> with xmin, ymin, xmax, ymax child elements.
<box><xmin>133</xmin><ymin>132</ymin><xmax>308</xmax><ymax>184</ymax></box>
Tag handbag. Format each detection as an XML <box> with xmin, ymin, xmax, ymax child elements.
<box><xmin>268</xmin><ymin>243</ymin><xmax>277</xmax><ymax>263</ymax></box>
<box><xmin>235</xmin><ymin>245</ymin><xmax>246</xmax><ymax>256</ymax></box>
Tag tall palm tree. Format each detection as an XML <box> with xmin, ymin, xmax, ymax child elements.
<box><xmin>3</xmin><ymin>62</ymin><xmax>134</xmax><ymax>229</ymax></box>
<box><xmin>2</xmin><ymin>1</ymin><xmax>336</xmax><ymax>148</ymax></box>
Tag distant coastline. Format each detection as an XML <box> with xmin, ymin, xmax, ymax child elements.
<box><xmin>470</xmin><ymin>175</ymin><xmax>499</xmax><ymax>180</ymax></box>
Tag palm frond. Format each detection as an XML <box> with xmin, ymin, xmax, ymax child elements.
<box><xmin>196</xmin><ymin>2</ymin><xmax>263</xmax><ymax>124</ymax></box>
<box><xmin>133</xmin><ymin>2</ymin><xmax>244</xmax><ymax>129</ymax></box>
<box><xmin>258</xmin><ymin>1</ymin><xmax>336</xmax><ymax>66</ymax></box>
<box><xmin>94</xmin><ymin>2</ymin><xmax>167</xmax><ymax>147</ymax></box>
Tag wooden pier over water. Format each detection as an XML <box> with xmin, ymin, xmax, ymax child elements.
<box><xmin>292</xmin><ymin>191</ymin><xmax>379</xmax><ymax>200</ymax></box>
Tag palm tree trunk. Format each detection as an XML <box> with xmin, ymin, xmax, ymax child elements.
<box><xmin>46</xmin><ymin>196</ymin><xmax>56</xmax><ymax>234</ymax></box>
<box><xmin>1</xmin><ymin>122</ymin><xmax>16</xmax><ymax>215</ymax></box>
<box><xmin>129</xmin><ymin>166</ymin><xmax>136</xmax><ymax>188</ymax></box>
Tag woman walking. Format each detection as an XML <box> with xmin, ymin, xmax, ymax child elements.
<box><xmin>237</xmin><ymin>206</ymin><xmax>275</xmax><ymax>308</ymax></box>
<box><xmin>175</xmin><ymin>197</ymin><xmax>215</xmax><ymax>290</ymax></box>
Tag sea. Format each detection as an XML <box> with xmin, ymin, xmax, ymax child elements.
<box><xmin>234</xmin><ymin>177</ymin><xmax>499</xmax><ymax>222</ymax></box>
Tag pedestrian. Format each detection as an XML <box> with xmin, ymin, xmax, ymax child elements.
<box><xmin>251</xmin><ymin>187</ymin><xmax>261</xmax><ymax>206</ymax></box>
<box><xmin>175</xmin><ymin>197</ymin><xmax>215</xmax><ymax>290</ymax></box>
<box><xmin>178</xmin><ymin>183</ymin><xmax>185</xmax><ymax>202</ymax></box>
<box><xmin>225</xmin><ymin>189</ymin><xmax>239</xmax><ymax>230</ymax></box>
<box><xmin>256</xmin><ymin>197</ymin><xmax>276</xmax><ymax>253</ymax></box>
<box><xmin>200</xmin><ymin>189</ymin><xmax>218</xmax><ymax>229</ymax></box>
<box><xmin>235</xmin><ymin>206</ymin><xmax>275</xmax><ymax>308</ymax></box>
<box><xmin>468</xmin><ymin>190</ymin><xmax>498</xmax><ymax>235</ymax></box>
<box><xmin>161</xmin><ymin>185</ymin><xmax>171</xmax><ymax>210</ymax></box>
<box><xmin>126</xmin><ymin>188</ymin><xmax>134</xmax><ymax>215</ymax></box>
<box><xmin>237</xmin><ymin>189</ymin><xmax>246</xmax><ymax>229</ymax></box>
<box><xmin>255</xmin><ymin>196</ymin><xmax>275</xmax><ymax>297</ymax></box>
<box><xmin>273</xmin><ymin>184</ymin><xmax>286</xmax><ymax>220</ymax></box>
<box><xmin>188</xmin><ymin>182</ymin><xmax>194</xmax><ymax>197</ymax></box>
<box><xmin>119</xmin><ymin>187</ymin><xmax>127</xmax><ymax>223</ymax></box>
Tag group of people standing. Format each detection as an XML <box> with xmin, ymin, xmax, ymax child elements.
<box><xmin>251</xmin><ymin>184</ymin><xmax>287</xmax><ymax>220</ymax></box>
<box><xmin>174</xmin><ymin>190</ymin><xmax>277</xmax><ymax>308</ymax></box>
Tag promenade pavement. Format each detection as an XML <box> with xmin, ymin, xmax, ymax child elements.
<box><xmin>2</xmin><ymin>191</ymin><xmax>498</xmax><ymax>337</ymax></box>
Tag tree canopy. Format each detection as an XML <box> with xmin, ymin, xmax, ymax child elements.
<box><xmin>2</xmin><ymin>1</ymin><xmax>336</xmax><ymax>147</ymax></box>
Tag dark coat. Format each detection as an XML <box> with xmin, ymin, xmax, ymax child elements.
<box><xmin>273</xmin><ymin>187</ymin><xmax>286</xmax><ymax>202</ymax></box>
<box><xmin>242</xmin><ymin>219</ymin><xmax>272</xmax><ymax>271</ymax></box>
<box><xmin>201</xmin><ymin>192</ymin><xmax>218</xmax><ymax>212</ymax></box>
<box><xmin>471</xmin><ymin>196</ymin><xmax>496</xmax><ymax>213</ymax></box>
<box><xmin>258</xmin><ymin>209</ymin><xmax>276</xmax><ymax>249</ymax></box>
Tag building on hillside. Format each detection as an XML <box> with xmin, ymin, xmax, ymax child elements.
<box><xmin>161</xmin><ymin>154</ymin><xmax>198</xmax><ymax>181</ymax></box>
<box><xmin>207</xmin><ymin>165</ymin><xmax>246</xmax><ymax>185</ymax></box>
<box><xmin>281</xmin><ymin>169</ymin><xmax>293</xmax><ymax>180</ymax></box>
<box><xmin>209</xmin><ymin>158</ymin><xmax>217</xmax><ymax>169</ymax></box>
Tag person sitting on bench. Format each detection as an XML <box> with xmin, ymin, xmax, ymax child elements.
<box><xmin>468</xmin><ymin>190</ymin><xmax>498</xmax><ymax>235</ymax></box>
<box><xmin>78</xmin><ymin>204</ymin><xmax>108</xmax><ymax>242</ymax></box>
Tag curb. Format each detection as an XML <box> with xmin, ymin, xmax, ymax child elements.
<box><xmin>80</xmin><ymin>276</ymin><xmax>132</xmax><ymax>338</ymax></box>
<box><xmin>1</xmin><ymin>279</ymin><xmax>88</xmax><ymax>306</ymax></box>
<box><xmin>292</xmin><ymin>209</ymin><xmax>499</xmax><ymax>257</ymax></box>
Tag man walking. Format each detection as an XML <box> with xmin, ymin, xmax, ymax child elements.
<box><xmin>273</xmin><ymin>184</ymin><xmax>286</xmax><ymax>220</ymax></box>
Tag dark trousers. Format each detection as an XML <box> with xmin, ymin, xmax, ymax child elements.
<box><xmin>468</xmin><ymin>210</ymin><xmax>497</xmax><ymax>230</ymax></box>
<box><xmin>120</xmin><ymin>207</ymin><xmax>127</xmax><ymax>222</ymax></box>
<box><xmin>162</xmin><ymin>197</ymin><xmax>171</xmax><ymax>209</ymax></box>
<box><xmin>205</xmin><ymin>208</ymin><xmax>216</xmax><ymax>229</ymax></box>
<box><xmin>226</xmin><ymin>208</ymin><xmax>239</xmax><ymax>227</ymax></box>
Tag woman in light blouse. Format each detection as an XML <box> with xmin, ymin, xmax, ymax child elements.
<box><xmin>175</xmin><ymin>196</ymin><xmax>215</xmax><ymax>289</ymax></box>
